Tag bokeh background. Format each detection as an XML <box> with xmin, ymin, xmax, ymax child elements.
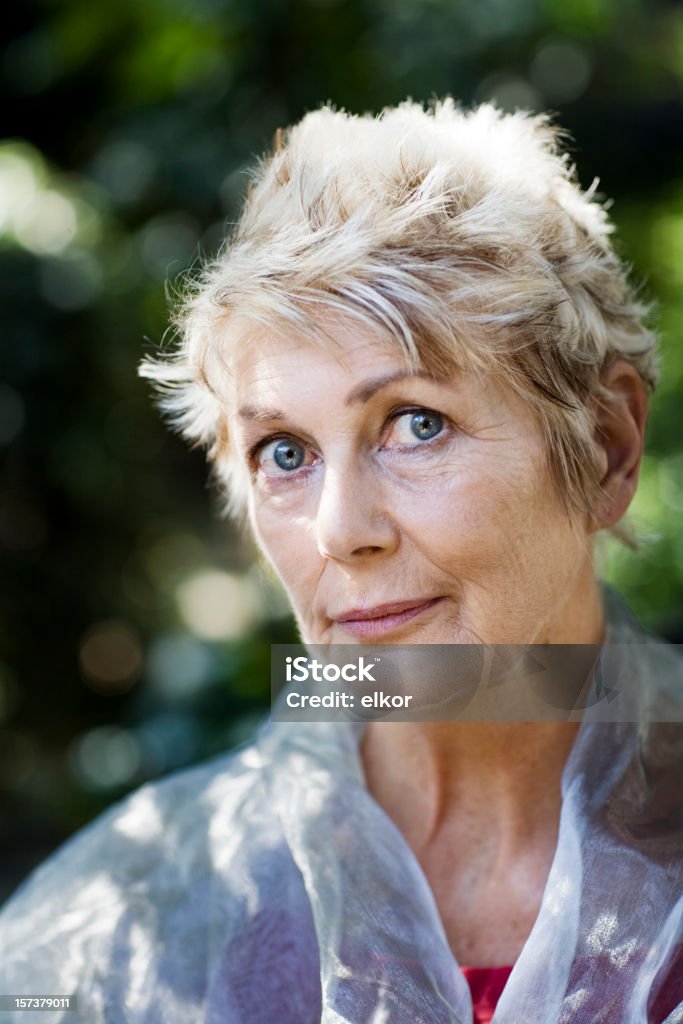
<box><xmin>2</xmin><ymin>0</ymin><xmax>682</xmax><ymax>901</ymax></box>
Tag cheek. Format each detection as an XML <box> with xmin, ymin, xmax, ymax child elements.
<box><xmin>470</xmin><ymin>471</ymin><xmax>577</xmax><ymax>589</ymax></box>
<box><xmin>405</xmin><ymin>448</ymin><xmax>575</xmax><ymax>585</ymax></box>
<box><xmin>404</xmin><ymin>450</ymin><xmax>539</xmax><ymax>553</ymax></box>
<box><xmin>249</xmin><ymin>496</ymin><xmax>320</xmax><ymax>605</ymax></box>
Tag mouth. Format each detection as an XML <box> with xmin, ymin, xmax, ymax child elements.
<box><xmin>333</xmin><ymin>597</ymin><xmax>444</xmax><ymax>640</ymax></box>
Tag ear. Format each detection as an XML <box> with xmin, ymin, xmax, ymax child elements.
<box><xmin>589</xmin><ymin>359</ymin><xmax>649</xmax><ymax>532</ymax></box>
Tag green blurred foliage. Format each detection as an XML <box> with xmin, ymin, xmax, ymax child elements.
<box><xmin>1</xmin><ymin>0</ymin><xmax>682</xmax><ymax>897</ymax></box>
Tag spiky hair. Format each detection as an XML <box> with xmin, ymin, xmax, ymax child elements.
<box><xmin>139</xmin><ymin>99</ymin><xmax>657</xmax><ymax>530</ymax></box>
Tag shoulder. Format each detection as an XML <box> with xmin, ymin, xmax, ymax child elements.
<box><xmin>0</xmin><ymin>731</ymin><xmax>306</xmax><ymax>1017</ymax></box>
<box><xmin>600</xmin><ymin>584</ymin><xmax>683</xmax><ymax>713</ymax></box>
<box><xmin>2</xmin><ymin>738</ymin><xmax>265</xmax><ymax>916</ymax></box>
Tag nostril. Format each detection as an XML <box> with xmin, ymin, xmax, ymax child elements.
<box><xmin>351</xmin><ymin>545</ymin><xmax>384</xmax><ymax>557</ymax></box>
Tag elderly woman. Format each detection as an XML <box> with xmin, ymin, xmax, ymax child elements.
<box><xmin>0</xmin><ymin>100</ymin><xmax>681</xmax><ymax>1024</ymax></box>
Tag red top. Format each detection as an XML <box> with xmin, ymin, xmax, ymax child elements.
<box><xmin>461</xmin><ymin>965</ymin><xmax>514</xmax><ymax>1024</ymax></box>
<box><xmin>460</xmin><ymin>948</ymin><xmax>683</xmax><ymax>1023</ymax></box>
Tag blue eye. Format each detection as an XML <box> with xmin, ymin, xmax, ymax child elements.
<box><xmin>409</xmin><ymin>411</ymin><xmax>442</xmax><ymax>440</ymax></box>
<box><xmin>386</xmin><ymin>409</ymin><xmax>444</xmax><ymax>447</ymax></box>
<box><xmin>254</xmin><ymin>436</ymin><xmax>316</xmax><ymax>478</ymax></box>
<box><xmin>272</xmin><ymin>439</ymin><xmax>305</xmax><ymax>471</ymax></box>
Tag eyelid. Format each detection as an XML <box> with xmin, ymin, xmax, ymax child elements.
<box><xmin>385</xmin><ymin>403</ymin><xmax>443</xmax><ymax>421</ymax></box>
<box><xmin>248</xmin><ymin>432</ymin><xmax>307</xmax><ymax>464</ymax></box>
<box><xmin>381</xmin><ymin>405</ymin><xmax>449</xmax><ymax>444</ymax></box>
<box><xmin>248</xmin><ymin>434</ymin><xmax>320</xmax><ymax>479</ymax></box>
<box><xmin>246</xmin><ymin>403</ymin><xmax>452</xmax><ymax>466</ymax></box>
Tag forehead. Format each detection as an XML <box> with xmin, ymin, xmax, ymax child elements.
<box><xmin>227</xmin><ymin>317</ymin><xmax>421</xmax><ymax>403</ymax></box>
<box><xmin>216</xmin><ymin>311</ymin><xmax>543</xmax><ymax>441</ymax></box>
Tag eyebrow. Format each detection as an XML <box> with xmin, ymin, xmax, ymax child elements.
<box><xmin>237</xmin><ymin>403</ymin><xmax>287</xmax><ymax>422</ymax></box>
<box><xmin>237</xmin><ymin>370</ymin><xmax>437</xmax><ymax>421</ymax></box>
<box><xmin>344</xmin><ymin>369</ymin><xmax>436</xmax><ymax>405</ymax></box>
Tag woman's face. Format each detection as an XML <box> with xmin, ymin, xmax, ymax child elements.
<box><xmin>227</xmin><ymin>320</ymin><xmax>600</xmax><ymax>646</ymax></box>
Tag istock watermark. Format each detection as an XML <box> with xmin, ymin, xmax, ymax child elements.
<box><xmin>281</xmin><ymin>651</ymin><xmax>413</xmax><ymax>711</ymax></box>
<box><xmin>271</xmin><ymin>641</ymin><xmax>683</xmax><ymax>724</ymax></box>
<box><xmin>285</xmin><ymin>655</ymin><xmax>379</xmax><ymax>683</ymax></box>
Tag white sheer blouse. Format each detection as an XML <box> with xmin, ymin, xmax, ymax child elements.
<box><xmin>0</xmin><ymin>589</ymin><xmax>681</xmax><ymax>1023</ymax></box>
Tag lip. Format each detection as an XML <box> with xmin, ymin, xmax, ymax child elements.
<box><xmin>333</xmin><ymin>597</ymin><xmax>443</xmax><ymax>639</ymax></box>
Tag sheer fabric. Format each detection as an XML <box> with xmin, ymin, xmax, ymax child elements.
<box><xmin>0</xmin><ymin>589</ymin><xmax>681</xmax><ymax>1023</ymax></box>
<box><xmin>460</xmin><ymin>966</ymin><xmax>514</xmax><ymax>1024</ymax></box>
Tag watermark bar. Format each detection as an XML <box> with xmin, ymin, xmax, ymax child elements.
<box><xmin>0</xmin><ymin>996</ymin><xmax>76</xmax><ymax>1011</ymax></box>
<box><xmin>271</xmin><ymin>641</ymin><xmax>683</xmax><ymax>723</ymax></box>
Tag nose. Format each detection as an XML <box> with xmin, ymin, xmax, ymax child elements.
<box><xmin>315</xmin><ymin>458</ymin><xmax>399</xmax><ymax>563</ymax></box>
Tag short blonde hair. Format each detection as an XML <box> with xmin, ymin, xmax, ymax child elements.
<box><xmin>139</xmin><ymin>99</ymin><xmax>658</xmax><ymax>531</ymax></box>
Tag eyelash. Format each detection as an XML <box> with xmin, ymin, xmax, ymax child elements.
<box><xmin>247</xmin><ymin>405</ymin><xmax>451</xmax><ymax>477</ymax></box>
<box><xmin>384</xmin><ymin>405</ymin><xmax>449</xmax><ymax>451</ymax></box>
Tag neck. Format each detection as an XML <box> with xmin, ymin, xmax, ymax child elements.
<box><xmin>361</xmin><ymin>720</ymin><xmax>581</xmax><ymax>856</ymax></box>
<box><xmin>361</xmin><ymin>569</ymin><xmax>605</xmax><ymax>856</ymax></box>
